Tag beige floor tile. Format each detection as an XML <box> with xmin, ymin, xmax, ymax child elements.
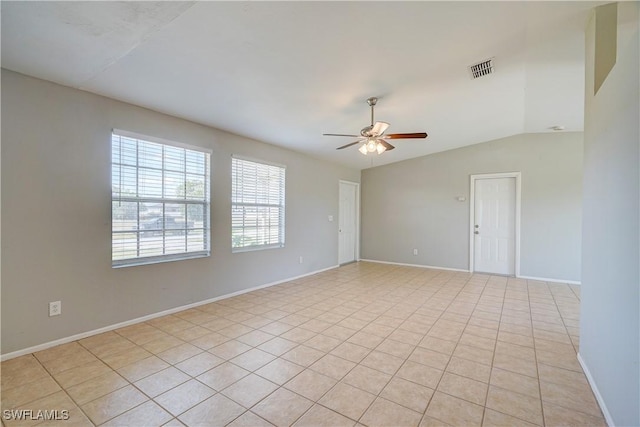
<box><xmin>490</xmin><ymin>367</ymin><xmax>540</xmax><ymax>399</ymax></box>
<box><xmin>304</xmin><ymin>334</ymin><xmax>342</xmax><ymax>353</ymax></box>
<box><xmin>282</xmin><ymin>345</ymin><xmax>325</xmax><ymax>367</ymax></box>
<box><xmin>319</xmin><ymin>382</ymin><xmax>376</xmax><ymax>421</ymax></box>
<box><xmin>542</xmin><ymin>401</ymin><xmax>606</xmax><ymax>426</ymax></box>
<box><xmin>81</xmin><ymin>385</ymin><xmax>148</xmax><ymax>425</ymax></box>
<box><xmin>492</xmin><ymin>352</ymin><xmax>538</xmax><ymax>378</ymax></box>
<box><xmin>221</xmin><ymin>374</ymin><xmax>278</xmax><ymax>408</ymax></box>
<box><xmin>65</xmin><ymin>371</ymin><xmax>128</xmax><ymax>405</ymax></box>
<box><xmin>309</xmin><ymin>354</ymin><xmax>356</xmax><ymax>380</ymax></box>
<box><xmin>535</xmin><ymin>349</ymin><xmax>582</xmax><ymax>372</ymax></box>
<box><xmin>178</xmin><ymin>393</ymin><xmax>245</xmax><ymax>427</ymax></box>
<box><xmin>396</xmin><ymin>360</ymin><xmax>443</xmax><ymax>389</ymax></box>
<box><xmin>539</xmin><ymin>380</ymin><xmax>603</xmax><ymax>418</ymax></box>
<box><xmin>284</xmin><ymin>369</ymin><xmax>337</xmax><ymax>401</ymax></box>
<box><xmin>196</xmin><ymin>362</ymin><xmax>250</xmax><ymax>391</ymax></box>
<box><xmin>230</xmin><ymin>348</ymin><xmax>276</xmax><ymax>372</ymax></box>
<box><xmin>117</xmin><ymin>355</ymin><xmax>170</xmax><ymax>382</ymax></box>
<box><xmin>218</xmin><ymin>324</ymin><xmax>254</xmax><ymax>339</ymax></box>
<box><xmin>425</xmin><ymin>391</ymin><xmax>484</xmax><ymax>427</ymax></box>
<box><xmin>409</xmin><ymin>347</ymin><xmax>451</xmax><ymax>370</ymax></box>
<box><xmin>437</xmin><ymin>372</ymin><xmax>488</xmax><ymax>406</ymax></box>
<box><xmin>485</xmin><ymin>386</ymin><xmax>543</xmax><ymax>426</ymax></box>
<box><xmin>294</xmin><ymin>404</ymin><xmax>355</xmax><ymax>427</ymax></box>
<box><xmin>142</xmin><ymin>335</ymin><xmax>185</xmax><ymax>354</ymax></box>
<box><xmin>175</xmin><ymin>352</ymin><xmax>224</xmax><ymax>377</ymax></box>
<box><xmin>444</xmin><ymin>356</ymin><xmax>489</xmax><ymax>384</ymax></box>
<box><xmin>380</xmin><ymin>377</ymin><xmax>434</xmax><ymax>413</ymax></box>
<box><xmin>255</xmin><ymin>358</ymin><xmax>304</xmax><ymax>385</ymax></box>
<box><xmin>182</xmin><ymin>325</ymin><xmax>218</xmax><ymax>340</ymax></box>
<box><xmin>134</xmin><ymin>366</ymin><xmax>190</xmax><ymax>397</ymax></box>
<box><xmin>227</xmin><ymin>411</ymin><xmax>275</xmax><ymax>427</ymax></box>
<box><xmin>375</xmin><ymin>338</ymin><xmax>415</xmax><ymax>359</ymax></box>
<box><xmin>252</xmin><ymin>388</ymin><xmax>313</xmax><ymax>426</ymax></box>
<box><xmin>101</xmin><ymin>400</ymin><xmax>173</xmax><ymax>427</ymax></box>
<box><xmin>189</xmin><ymin>332</ymin><xmax>230</xmax><ymax>350</ymax></box>
<box><xmin>209</xmin><ymin>340</ymin><xmax>252</xmax><ymax>360</ymax></box>
<box><xmin>281</xmin><ymin>327</ymin><xmax>318</xmax><ymax>343</ymax></box>
<box><xmin>343</xmin><ymin>365</ymin><xmax>391</xmax><ymax>394</ymax></box>
<box><xmin>1</xmin><ymin>375</ymin><xmax>61</xmax><ymax>409</ymax></box>
<box><xmin>482</xmin><ymin>408</ymin><xmax>539</xmax><ymax>427</ymax></box>
<box><xmin>330</xmin><ymin>342</ymin><xmax>371</xmax><ymax>363</ymax></box>
<box><xmin>497</xmin><ymin>330</ymin><xmax>534</xmax><ymax>348</ymax></box>
<box><xmin>360</xmin><ymin>350</ymin><xmax>405</xmax><ymax>375</ymax></box>
<box><xmin>155</xmin><ymin>379</ymin><xmax>216</xmax><ymax>416</ymax></box>
<box><xmin>53</xmin><ymin>360</ymin><xmax>113</xmax><ymax>389</ymax></box>
<box><xmin>323</xmin><ymin>325</ymin><xmax>358</xmax><ymax>341</ymax></box>
<box><xmin>157</xmin><ymin>343</ymin><xmax>203</xmax><ymax>365</ymax></box>
<box><xmin>417</xmin><ymin>336</ymin><xmax>457</xmax><ymax>355</ymax></box>
<box><xmin>419</xmin><ymin>415</ymin><xmax>452</xmax><ymax>427</ymax></box>
<box><xmin>33</xmin><ymin>342</ymin><xmax>85</xmax><ymax>364</ymax></box>
<box><xmin>361</xmin><ymin>397</ymin><xmax>422</xmax><ymax>427</ymax></box>
<box><xmin>259</xmin><ymin>321</ymin><xmax>295</xmax><ymax>336</ymax></box>
<box><xmin>101</xmin><ymin>346</ymin><xmax>152</xmax><ymax>370</ymax></box>
<box><xmin>258</xmin><ymin>337</ymin><xmax>299</xmax><ymax>356</ymax></box>
<box><xmin>458</xmin><ymin>333</ymin><xmax>496</xmax><ymax>351</ymax></box>
<box><xmin>38</xmin><ymin>348</ymin><xmax>98</xmax><ymax>375</ymax></box>
<box><xmin>300</xmin><ymin>318</ymin><xmax>333</xmax><ymax>333</ymax></box>
<box><xmin>237</xmin><ymin>330</ymin><xmax>276</xmax><ymax>347</ymax></box>
<box><xmin>1</xmin><ymin>355</ymin><xmax>52</xmax><ymax>390</ymax></box>
<box><xmin>347</xmin><ymin>331</ymin><xmax>385</xmax><ymax>349</ymax></box>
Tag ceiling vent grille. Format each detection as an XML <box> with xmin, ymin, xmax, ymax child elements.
<box><xmin>469</xmin><ymin>58</ymin><xmax>494</xmax><ymax>79</ymax></box>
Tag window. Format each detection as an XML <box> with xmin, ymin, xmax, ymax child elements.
<box><xmin>111</xmin><ymin>130</ymin><xmax>211</xmax><ymax>267</ymax></box>
<box><xmin>232</xmin><ymin>157</ymin><xmax>285</xmax><ymax>251</ymax></box>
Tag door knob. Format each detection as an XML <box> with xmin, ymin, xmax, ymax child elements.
<box><xmin>474</xmin><ymin>231</ymin><xmax>479</xmax><ymax>234</ymax></box>
<box><xmin>474</xmin><ymin>225</ymin><xmax>479</xmax><ymax>228</ymax></box>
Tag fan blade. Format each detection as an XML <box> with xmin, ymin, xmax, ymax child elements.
<box><xmin>323</xmin><ymin>133</ymin><xmax>360</xmax><ymax>137</ymax></box>
<box><xmin>371</xmin><ymin>121</ymin><xmax>390</xmax><ymax>136</ymax></box>
<box><xmin>384</xmin><ymin>132</ymin><xmax>428</xmax><ymax>139</ymax></box>
<box><xmin>336</xmin><ymin>140</ymin><xmax>362</xmax><ymax>150</ymax></box>
<box><xmin>378</xmin><ymin>139</ymin><xmax>395</xmax><ymax>151</ymax></box>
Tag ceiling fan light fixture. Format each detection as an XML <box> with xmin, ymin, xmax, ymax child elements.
<box><xmin>358</xmin><ymin>144</ymin><xmax>368</xmax><ymax>155</ymax></box>
<box><xmin>366</xmin><ymin>139</ymin><xmax>377</xmax><ymax>153</ymax></box>
<box><xmin>376</xmin><ymin>142</ymin><xmax>386</xmax><ymax>154</ymax></box>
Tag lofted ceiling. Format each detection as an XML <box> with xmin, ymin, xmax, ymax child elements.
<box><xmin>1</xmin><ymin>1</ymin><xmax>601</xmax><ymax>170</ymax></box>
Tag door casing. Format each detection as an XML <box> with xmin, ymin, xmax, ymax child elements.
<box><xmin>469</xmin><ymin>172</ymin><xmax>521</xmax><ymax>275</ymax></box>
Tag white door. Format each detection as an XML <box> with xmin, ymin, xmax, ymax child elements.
<box><xmin>473</xmin><ymin>177</ymin><xmax>516</xmax><ymax>275</ymax></box>
<box><xmin>339</xmin><ymin>181</ymin><xmax>358</xmax><ymax>265</ymax></box>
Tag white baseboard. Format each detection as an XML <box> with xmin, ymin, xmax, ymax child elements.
<box><xmin>0</xmin><ymin>265</ymin><xmax>339</xmax><ymax>362</ymax></box>
<box><xmin>517</xmin><ymin>274</ymin><xmax>581</xmax><ymax>285</ymax></box>
<box><xmin>577</xmin><ymin>352</ymin><xmax>614</xmax><ymax>426</ymax></box>
<box><xmin>359</xmin><ymin>259</ymin><xmax>470</xmax><ymax>273</ymax></box>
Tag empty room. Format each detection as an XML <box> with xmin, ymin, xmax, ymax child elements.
<box><xmin>1</xmin><ymin>2</ymin><xmax>638</xmax><ymax>427</ymax></box>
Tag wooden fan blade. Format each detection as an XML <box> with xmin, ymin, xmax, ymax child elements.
<box><xmin>378</xmin><ymin>139</ymin><xmax>395</xmax><ymax>151</ymax></box>
<box><xmin>371</xmin><ymin>121</ymin><xmax>390</xmax><ymax>136</ymax></box>
<box><xmin>323</xmin><ymin>133</ymin><xmax>360</xmax><ymax>137</ymax></box>
<box><xmin>384</xmin><ymin>132</ymin><xmax>428</xmax><ymax>139</ymax></box>
<box><xmin>336</xmin><ymin>140</ymin><xmax>362</xmax><ymax>150</ymax></box>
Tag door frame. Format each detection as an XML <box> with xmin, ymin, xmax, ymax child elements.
<box><xmin>469</xmin><ymin>172</ymin><xmax>521</xmax><ymax>276</ymax></box>
<box><xmin>338</xmin><ymin>180</ymin><xmax>360</xmax><ymax>265</ymax></box>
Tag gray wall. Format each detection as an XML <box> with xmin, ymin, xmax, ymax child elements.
<box><xmin>361</xmin><ymin>132</ymin><xmax>583</xmax><ymax>281</ymax></box>
<box><xmin>1</xmin><ymin>70</ymin><xmax>360</xmax><ymax>355</ymax></box>
<box><xmin>580</xmin><ymin>3</ymin><xmax>639</xmax><ymax>426</ymax></box>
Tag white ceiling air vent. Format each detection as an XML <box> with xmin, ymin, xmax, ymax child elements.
<box><xmin>469</xmin><ymin>58</ymin><xmax>494</xmax><ymax>79</ymax></box>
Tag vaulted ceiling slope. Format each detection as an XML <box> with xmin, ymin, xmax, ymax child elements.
<box><xmin>1</xmin><ymin>1</ymin><xmax>602</xmax><ymax>169</ymax></box>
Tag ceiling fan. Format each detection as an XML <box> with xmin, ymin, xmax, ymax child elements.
<box><xmin>323</xmin><ymin>97</ymin><xmax>428</xmax><ymax>155</ymax></box>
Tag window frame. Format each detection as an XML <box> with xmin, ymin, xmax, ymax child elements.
<box><xmin>111</xmin><ymin>129</ymin><xmax>212</xmax><ymax>268</ymax></box>
<box><xmin>231</xmin><ymin>155</ymin><xmax>286</xmax><ymax>253</ymax></box>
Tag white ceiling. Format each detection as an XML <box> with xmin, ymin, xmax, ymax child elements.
<box><xmin>1</xmin><ymin>1</ymin><xmax>601</xmax><ymax>170</ymax></box>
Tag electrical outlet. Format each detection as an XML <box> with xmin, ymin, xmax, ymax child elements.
<box><xmin>413</xmin><ymin>249</ymin><xmax>418</xmax><ymax>256</ymax></box>
<box><xmin>299</xmin><ymin>256</ymin><xmax>303</xmax><ymax>264</ymax></box>
<box><xmin>49</xmin><ymin>301</ymin><xmax>61</xmax><ymax>317</ymax></box>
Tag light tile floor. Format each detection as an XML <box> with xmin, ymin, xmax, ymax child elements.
<box><xmin>1</xmin><ymin>262</ymin><xmax>606</xmax><ymax>426</ymax></box>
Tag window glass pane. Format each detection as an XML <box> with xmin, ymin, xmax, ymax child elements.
<box><xmin>111</xmin><ymin>132</ymin><xmax>210</xmax><ymax>266</ymax></box>
<box><xmin>231</xmin><ymin>158</ymin><xmax>285</xmax><ymax>250</ymax></box>
<box><xmin>164</xmin><ymin>145</ymin><xmax>185</xmax><ymax>172</ymax></box>
<box><xmin>138</xmin><ymin>168</ymin><xmax>163</xmax><ymax>198</ymax></box>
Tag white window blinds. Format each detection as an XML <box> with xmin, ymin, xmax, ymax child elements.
<box><xmin>111</xmin><ymin>131</ymin><xmax>211</xmax><ymax>267</ymax></box>
<box><xmin>231</xmin><ymin>157</ymin><xmax>285</xmax><ymax>251</ymax></box>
